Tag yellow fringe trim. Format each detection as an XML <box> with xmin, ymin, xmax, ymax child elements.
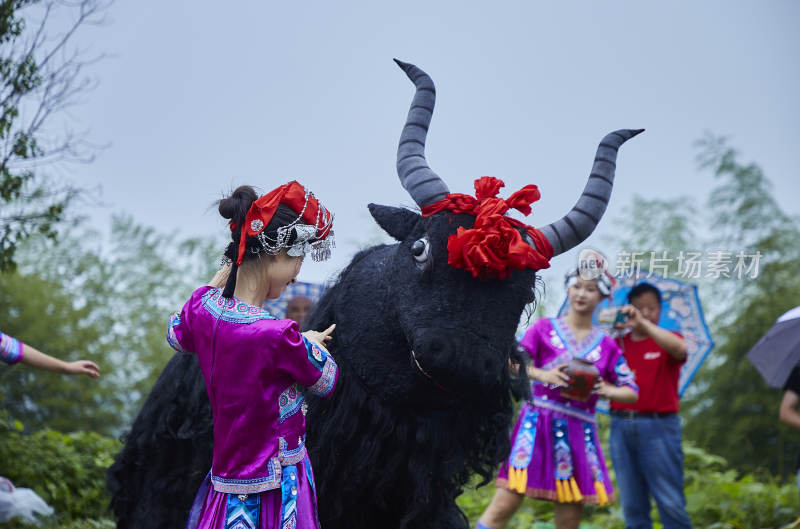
<box><xmin>507</xmin><ymin>467</ymin><xmax>527</xmax><ymax>494</ymax></box>
<box><xmin>569</xmin><ymin>477</ymin><xmax>583</xmax><ymax>502</ymax></box>
<box><xmin>496</xmin><ymin>478</ymin><xmax>614</xmax><ymax>504</ymax></box>
<box><xmin>594</xmin><ymin>480</ymin><xmax>609</xmax><ymax>506</ymax></box>
<box><xmin>556</xmin><ymin>479</ymin><xmax>574</xmax><ymax>502</ymax></box>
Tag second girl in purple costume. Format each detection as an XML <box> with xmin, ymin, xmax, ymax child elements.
<box><xmin>479</xmin><ymin>263</ymin><xmax>638</xmax><ymax>529</ymax></box>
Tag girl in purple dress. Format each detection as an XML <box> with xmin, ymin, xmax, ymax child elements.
<box><xmin>477</xmin><ymin>268</ymin><xmax>638</xmax><ymax>529</ymax></box>
<box><xmin>169</xmin><ymin>182</ymin><xmax>337</xmax><ymax>529</ymax></box>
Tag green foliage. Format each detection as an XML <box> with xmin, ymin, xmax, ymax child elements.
<box><xmin>682</xmin><ymin>444</ymin><xmax>798</xmax><ymax>528</ymax></box>
<box><xmin>0</xmin><ymin>267</ymin><xmax>116</xmax><ymax>432</ymax></box>
<box><xmin>0</xmin><ymin>215</ymin><xmax>220</xmax><ymax>434</ymax></box>
<box><xmin>681</xmin><ymin>137</ymin><xmax>800</xmax><ymax>477</ymax></box>
<box><xmin>457</xmin><ymin>441</ymin><xmax>797</xmax><ymax>528</ymax></box>
<box><xmin>610</xmin><ymin>194</ymin><xmax>701</xmax><ymax>261</ymax></box>
<box><xmin>0</xmin><ymin>410</ymin><xmax>119</xmax><ymax>527</ymax></box>
<box><xmin>605</xmin><ymin>133</ymin><xmax>800</xmax><ymax>478</ymax></box>
<box><xmin>681</xmin><ymin>256</ymin><xmax>800</xmax><ymax>476</ymax></box>
<box><xmin>0</xmin><ymin>0</ymin><xmax>107</xmax><ymax>271</ymax></box>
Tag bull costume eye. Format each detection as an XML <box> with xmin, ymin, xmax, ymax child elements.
<box><xmin>522</xmin><ymin>232</ymin><xmax>534</xmax><ymax>248</ymax></box>
<box><xmin>411</xmin><ymin>237</ymin><xmax>431</xmax><ymax>266</ymax></box>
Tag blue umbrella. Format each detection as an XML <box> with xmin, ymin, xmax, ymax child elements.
<box><xmin>263</xmin><ymin>280</ymin><xmax>326</xmax><ymax>320</ymax></box>
<box><xmin>557</xmin><ymin>272</ymin><xmax>714</xmax><ymax>410</ymax></box>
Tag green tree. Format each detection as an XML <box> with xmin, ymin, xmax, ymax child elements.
<box><xmin>0</xmin><ymin>409</ymin><xmax>119</xmax><ymax>527</ymax></box>
<box><xmin>606</xmin><ymin>134</ymin><xmax>800</xmax><ymax>476</ymax></box>
<box><xmin>605</xmin><ymin>194</ymin><xmax>702</xmax><ymax>279</ymax></box>
<box><xmin>681</xmin><ymin>135</ymin><xmax>800</xmax><ymax>477</ymax></box>
<box><xmin>0</xmin><ymin>215</ymin><xmax>219</xmax><ymax>434</ymax></box>
<box><xmin>0</xmin><ymin>0</ymin><xmax>108</xmax><ymax>271</ymax></box>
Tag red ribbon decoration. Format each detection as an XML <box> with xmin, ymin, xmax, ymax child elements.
<box><xmin>421</xmin><ymin>176</ymin><xmax>553</xmax><ymax>280</ymax></box>
<box><xmin>232</xmin><ymin>181</ymin><xmax>333</xmax><ymax>266</ymax></box>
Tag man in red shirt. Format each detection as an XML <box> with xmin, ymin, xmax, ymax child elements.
<box><xmin>609</xmin><ymin>282</ymin><xmax>692</xmax><ymax>529</ymax></box>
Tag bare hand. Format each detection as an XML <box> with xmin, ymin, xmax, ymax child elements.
<box><xmin>302</xmin><ymin>324</ymin><xmax>336</xmax><ymax>353</ymax></box>
<box><xmin>208</xmin><ymin>265</ymin><xmax>232</xmax><ymax>288</ymax></box>
<box><xmin>64</xmin><ymin>360</ymin><xmax>100</xmax><ymax>379</ymax></box>
<box><xmin>538</xmin><ymin>363</ymin><xmax>571</xmax><ymax>387</ymax></box>
<box><xmin>592</xmin><ymin>378</ymin><xmax>614</xmax><ymax>398</ymax></box>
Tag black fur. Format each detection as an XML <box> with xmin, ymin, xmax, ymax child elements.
<box><xmin>106</xmin><ymin>352</ymin><xmax>212</xmax><ymax>529</ymax></box>
<box><xmin>303</xmin><ymin>209</ymin><xmax>533</xmax><ymax>529</ymax></box>
<box><xmin>368</xmin><ymin>203</ymin><xmax>420</xmax><ymax>241</ymax></box>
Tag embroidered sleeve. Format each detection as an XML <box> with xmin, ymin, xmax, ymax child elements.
<box><xmin>278</xmin><ymin>324</ymin><xmax>338</xmax><ymax>398</ymax></box>
<box><xmin>166</xmin><ymin>304</ymin><xmax>193</xmax><ymax>353</ymax></box>
<box><xmin>610</xmin><ymin>354</ymin><xmax>638</xmax><ymax>393</ymax></box>
<box><xmin>303</xmin><ymin>337</ymin><xmax>338</xmax><ymax>397</ymax></box>
<box><xmin>0</xmin><ymin>331</ymin><xmax>23</xmax><ymax>365</ymax></box>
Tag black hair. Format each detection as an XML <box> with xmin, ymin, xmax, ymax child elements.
<box><xmin>627</xmin><ymin>282</ymin><xmax>662</xmax><ymax>305</ymax></box>
<box><xmin>218</xmin><ymin>185</ymin><xmax>301</xmax><ymax>298</ymax></box>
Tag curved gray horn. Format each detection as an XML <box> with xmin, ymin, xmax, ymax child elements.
<box><xmin>539</xmin><ymin>129</ymin><xmax>644</xmax><ymax>256</ymax></box>
<box><xmin>394</xmin><ymin>59</ymin><xmax>449</xmax><ymax>207</ymax></box>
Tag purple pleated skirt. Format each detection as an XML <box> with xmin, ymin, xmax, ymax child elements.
<box><xmin>496</xmin><ymin>401</ymin><xmax>614</xmax><ymax>505</ymax></box>
<box><xmin>185</xmin><ymin>457</ymin><xmax>320</xmax><ymax>529</ymax></box>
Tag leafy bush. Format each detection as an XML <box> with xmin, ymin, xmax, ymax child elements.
<box><xmin>682</xmin><ymin>444</ymin><xmax>798</xmax><ymax>528</ymax></box>
<box><xmin>0</xmin><ymin>411</ymin><xmax>119</xmax><ymax>526</ymax></box>
<box><xmin>457</xmin><ymin>440</ymin><xmax>798</xmax><ymax>528</ymax></box>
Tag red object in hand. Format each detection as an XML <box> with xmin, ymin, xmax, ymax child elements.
<box><xmin>560</xmin><ymin>357</ymin><xmax>599</xmax><ymax>402</ymax></box>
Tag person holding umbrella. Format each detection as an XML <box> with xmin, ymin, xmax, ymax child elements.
<box><xmin>609</xmin><ymin>282</ymin><xmax>693</xmax><ymax>529</ymax></box>
<box><xmin>747</xmin><ymin>306</ymin><xmax>800</xmax><ymax>499</ymax></box>
<box><xmin>779</xmin><ymin>363</ymin><xmax>800</xmax><ymax>500</ymax></box>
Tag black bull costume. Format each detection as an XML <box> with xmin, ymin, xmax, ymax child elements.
<box><xmin>107</xmin><ymin>61</ymin><xmax>642</xmax><ymax>529</ymax></box>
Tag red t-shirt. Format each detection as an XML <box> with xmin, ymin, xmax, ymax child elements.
<box><xmin>610</xmin><ymin>332</ymin><xmax>685</xmax><ymax>413</ymax></box>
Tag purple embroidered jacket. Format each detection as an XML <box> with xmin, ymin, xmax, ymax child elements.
<box><xmin>522</xmin><ymin>317</ymin><xmax>637</xmax><ymax>420</ymax></box>
<box><xmin>167</xmin><ymin>286</ymin><xmax>338</xmax><ymax>494</ymax></box>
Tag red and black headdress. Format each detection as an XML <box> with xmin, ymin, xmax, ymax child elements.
<box><xmin>232</xmin><ymin>181</ymin><xmax>334</xmax><ymax>266</ymax></box>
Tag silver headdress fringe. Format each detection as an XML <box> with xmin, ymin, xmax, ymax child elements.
<box><xmin>229</xmin><ymin>189</ymin><xmax>335</xmax><ymax>263</ymax></box>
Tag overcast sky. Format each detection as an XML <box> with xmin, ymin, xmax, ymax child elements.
<box><xmin>60</xmin><ymin>0</ymin><xmax>799</xmax><ymax>311</ymax></box>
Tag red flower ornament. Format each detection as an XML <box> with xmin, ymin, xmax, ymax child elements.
<box><xmin>421</xmin><ymin>177</ymin><xmax>553</xmax><ymax>280</ymax></box>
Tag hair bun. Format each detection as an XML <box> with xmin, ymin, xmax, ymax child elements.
<box><xmin>219</xmin><ymin>185</ymin><xmax>258</xmax><ymax>225</ymax></box>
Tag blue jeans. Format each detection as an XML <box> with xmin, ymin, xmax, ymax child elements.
<box><xmin>609</xmin><ymin>415</ymin><xmax>692</xmax><ymax>529</ymax></box>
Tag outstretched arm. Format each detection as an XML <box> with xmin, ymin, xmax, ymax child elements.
<box><xmin>20</xmin><ymin>342</ymin><xmax>100</xmax><ymax>378</ymax></box>
<box><xmin>4</xmin><ymin>331</ymin><xmax>98</xmax><ymax>377</ymax></box>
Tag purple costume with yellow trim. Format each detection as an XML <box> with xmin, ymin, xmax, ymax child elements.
<box><xmin>168</xmin><ymin>286</ymin><xmax>338</xmax><ymax>529</ymax></box>
<box><xmin>497</xmin><ymin>317</ymin><xmax>637</xmax><ymax>505</ymax></box>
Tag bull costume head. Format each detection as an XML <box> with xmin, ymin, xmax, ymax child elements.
<box><xmin>105</xmin><ymin>60</ymin><xmax>641</xmax><ymax>529</ymax></box>
<box><xmin>303</xmin><ymin>60</ymin><xmax>642</xmax><ymax>529</ymax></box>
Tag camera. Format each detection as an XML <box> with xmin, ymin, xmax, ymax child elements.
<box><xmin>613</xmin><ymin>310</ymin><xmax>629</xmax><ymax>325</ymax></box>
<box><xmin>597</xmin><ymin>307</ymin><xmax>628</xmax><ymax>325</ymax></box>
